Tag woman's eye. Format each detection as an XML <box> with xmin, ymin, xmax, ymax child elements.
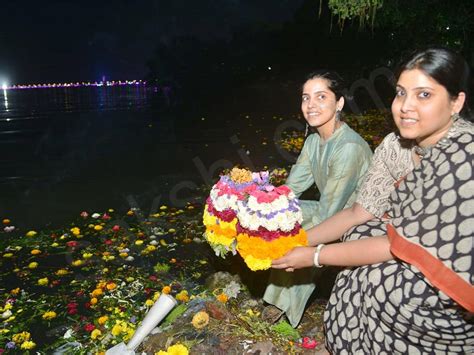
<box><xmin>318</xmin><ymin>95</ymin><xmax>326</xmax><ymax>100</ymax></box>
<box><xmin>302</xmin><ymin>96</ymin><xmax>309</xmax><ymax>102</ymax></box>
<box><xmin>395</xmin><ymin>89</ymin><xmax>405</xmax><ymax>97</ymax></box>
<box><xmin>418</xmin><ymin>91</ymin><xmax>431</xmax><ymax>99</ymax></box>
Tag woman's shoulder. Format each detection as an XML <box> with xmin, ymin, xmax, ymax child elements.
<box><xmin>336</xmin><ymin>123</ymin><xmax>371</xmax><ymax>147</ymax></box>
<box><xmin>449</xmin><ymin>118</ymin><xmax>474</xmax><ymax>138</ymax></box>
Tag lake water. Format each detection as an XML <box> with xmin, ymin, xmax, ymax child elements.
<box><xmin>0</xmin><ymin>85</ymin><xmax>299</xmax><ymax>229</ymax></box>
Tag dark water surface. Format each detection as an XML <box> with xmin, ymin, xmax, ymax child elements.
<box><xmin>0</xmin><ymin>85</ymin><xmax>299</xmax><ymax>229</ymax></box>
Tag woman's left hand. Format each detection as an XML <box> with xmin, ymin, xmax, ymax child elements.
<box><xmin>271</xmin><ymin>246</ymin><xmax>315</xmax><ymax>271</ymax></box>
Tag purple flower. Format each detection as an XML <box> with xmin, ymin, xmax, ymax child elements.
<box><xmin>6</xmin><ymin>342</ymin><xmax>15</xmax><ymax>349</ymax></box>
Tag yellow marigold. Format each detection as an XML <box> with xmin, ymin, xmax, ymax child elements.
<box><xmin>20</xmin><ymin>340</ymin><xmax>36</xmax><ymax>350</ymax></box>
<box><xmin>94</xmin><ymin>225</ymin><xmax>103</xmax><ymax>231</ymax></box>
<box><xmin>28</xmin><ymin>262</ymin><xmax>38</xmax><ymax>269</ymax></box>
<box><xmin>37</xmin><ymin>277</ymin><xmax>49</xmax><ymax>286</ymax></box>
<box><xmin>10</xmin><ymin>288</ymin><xmax>20</xmax><ymax>295</ymax></box>
<box><xmin>242</xmin><ymin>255</ymin><xmax>271</xmax><ymax>271</ymax></box>
<box><xmin>96</xmin><ymin>281</ymin><xmax>106</xmax><ymax>288</ymax></box>
<box><xmin>191</xmin><ymin>311</ymin><xmax>209</xmax><ymax>329</ymax></box>
<box><xmin>216</xmin><ymin>293</ymin><xmax>229</xmax><ymax>303</ymax></box>
<box><xmin>2</xmin><ymin>218</ymin><xmax>11</xmax><ymax>224</ymax></box>
<box><xmin>91</xmin><ymin>328</ymin><xmax>102</xmax><ymax>339</ymax></box>
<box><xmin>145</xmin><ymin>299</ymin><xmax>154</xmax><ymax>307</ymax></box>
<box><xmin>25</xmin><ymin>230</ymin><xmax>37</xmax><ymax>237</ymax></box>
<box><xmin>90</xmin><ymin>297</ymin><xmax>98</xmax><ymax>305</ymax></box>
<box><xmin>176</xmin><ymin>290</ymin><xmax>189</xmax><ymax>303</ymax></box>
<box><xmin>126</xmin><ymin>210</ymin><xmax>134</xmax><ymax>216</ymax></box>
<box><xmin>70</xmin><ymin>227</ymin><xmax>80</xmax><ymax>236</ymax></box>
<box><xmin>166</xmin><ymin>344</ymin><xmax>189</xmax><ymax>355</ymax></box>
<box><xmin>98</xmin><ymin>315</ymin><xmax>108</xmax><ymax>325</ymax></box>
<box><xmin>55</xmin><ymin>269</ymin><xmax>68</xmax><ymax>276</ymax></box>
<box><xmin>72</xmin><ymin>260</ymin><xmax>83</xmax><ymax>267</ymax></box>
<box><xmin>229</xmin><ymin>167</ymin><xmax>252</xmax><ymax>183</ymax></box>
<box><xmin>30</xmin><ymin>249</ymin><xmax>41</xmax><ymax>255</ymax></box>
<box><xmin>42</xmin><ymin>311</ymin><xmax>57</xmax><ymax>320</ymax></box>
<box><xmin>106</xmin><ymin>282</ymin><xmax>116</xmax><ymax>290</ymax></box>
<box><xmin>91</xmin><ymin>288</ymin><xmax>103</xmax><ymax>297</ymax></box>
<box><xmin>162</xmin><ymin>286</ymin><xmax>171</xmax><ymax>294</ymax></box>
<box><xmin>111</xmin><ymin>323</ymin><xmax>123</xmax><ymax>336</ymax></box>
<box><xmin>12</xmin><ymin>331</ymin><xmax>30</xmax><ymax>343</ymax></box>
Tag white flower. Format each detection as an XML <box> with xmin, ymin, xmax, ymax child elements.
<box><xmin>1</xmin><ymin>310</ymin><xmax>12</xmax><ymax>319</ymax></box>
<box><xmin>63</xmin><ymin>329</ymin><xmax>74</xmax><ymax>339</ymax></box>
<box><xmin>91</xmin><ymin>213</ymin><xmax>101</xmax><ymax>219</ymax></box>
<box><xmin>149</xmin><ymin>240</ymin><xmax>158</xmax><ymax>246</ymax></box>
<box><xmin>125</xmin><ymin>256</ymin><xmax>135</xmax><ymax>262</ymax></box>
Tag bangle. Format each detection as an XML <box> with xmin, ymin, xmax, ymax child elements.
<box><xmin>313</xmin><ymin>244</ymin><xmax>325</xmax><ymax>268</ymax></box>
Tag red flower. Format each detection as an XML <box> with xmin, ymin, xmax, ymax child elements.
<box><xmin>104</xmin><ymin>239</ymin><xmax>113</xmax><ymax>245</ymax></box>
<box><xmin>67</xmin><ymin>308</ymin><xmax>78</xmax><ymax>315</ymax></box>
<box><xmin>66</xmin><ymin>241</ymin><xmax>78</xmax><ymax>248</ymax></box>
<box><xmin>84</xmin><ymin>323</ymin><xmax>95</xmax><ymax>332</ymax></box>
<box><xmin>84</xmin><ymin>302</ymin><xmax>91</xmax><ymax>309</ymax></box>
<box><xmin>300</xmin><ymin>337</ymin><xmax>318</xmax><ymax>349</ymax></box>
<box><xmin>112</xmin><ymin>225</ymin><xmax>120</xmax><ymax>232</ymax></box>
<box><xmin>102</xmin><ymin>213</ymin><xmax>111</xmax><ymax>220</ymax></box>
<box><xmin>148</xmin><ymin>275</ymin><xmax>157</xmax><ymax>281</ymax></box>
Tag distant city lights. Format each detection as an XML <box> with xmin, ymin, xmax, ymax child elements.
<box><xmin>3</xmin><ymin>79</ymin><xmax>146</xmax><ymax>90</ymax></box>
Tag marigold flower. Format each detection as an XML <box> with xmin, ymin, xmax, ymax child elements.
<box><xmin>72</xmin><ymin>260</ymin><xmax>83</xmax><ymax>267</ymax></box>
<box><xmin>91</xmin><ymin>288</ymin><xmax>103</xmax><ymax>297</ymax></box>
<box><xmin>111</xmin><ymin>323</ymin><xmax>123</xmax><ymax>336</ymax></box>
<box><xmin>216</xmin><ymin>293</ymin><xmax>229</xmax><ymax>303</ymax></box>
<box><xmin>70</xmin><ymin>227</ymin><xmax>80</xmax><ymax>236</ymax></box>
<box><xmin>90</xmin><ymin>297</ymin><xmax>98</xmax><ymax>305</ymax></box>
<box><xmin>91</xmin><ymin>329</ymin><xmax>102</xmax><ymax>339</ymax></box>
<box><xmin>176</xmin><ymin>290</ymin><xmax>189</xmax><ymax>302</ymax></box>
<box><xmin>126</xmin><ymin>210</ymin><xmax>134</xmax><ymax>216</ymax></box>
<box><xmin>191</xmin><ymin>311</ymin><xmax>209</xmax><ymax>329</ymax></box>
<box><xmin>94</xmin><ymin>225</ymin><xmax>103</xmax><ymax>231</ymax></box>
<box><xmin>42</xmin><ymin>311</ymin><xmax>57</xmax><ymax>320</ymax></box>
<box><xmin>2</xmin><ymin>219</ymin><xmax>10</xmax><ymax>224</ymax></box>
<box><xmin>37</xmin><ymin>277</ymin><xmax>49</xmax><ymax>286</ymax></box>
<box><xmin>28</xmin><ymin>262</ymin><xmax>38</xmax><ymax>269</ymax></box>
<box><xmin>30</xmin><ymin>249</ymin><xmax>41</xmax><ymax>255</ymax></box>
<box><xmin>98</xmin><ymin>315</ymin><xmax>108</xmax><ymax>325</ymax></box>
<box><xmin>20</xmin><ymin>340</ymin><xmax>36</xmax><ymax>350</ymax></box>
<box><xmin>12</xmin><ymin>332</ymin><xmax>30</xmax><ymax>344</ymax></box>
<box><xmin>166</xmin><ymin>344</ymin><xmax>189</xmax><ymax>355</ymax></box>
<box><xmin>55</xmin><ymin>269</ymin><xmax>68</xmax><ymax>276</ymax></box>
<box><xmin>10</xmin><ymin>288</ymin><xmax>20</xmax><ymax>295</ymax></box>
<box><xmin>162</xmin><ymin>286</ymin><xmax>171</xmax><ymax>294</ymax></box>
<box><xmin>145</xmin><ymin>299</ymin><xmax>154</xmax><ymax>307</ymax></box>
<box><xmin>106</xmin><ymin>282</ymin><xmax>116</xmax><ymax>290</ymax></box>
<box><xmin>25</xmin><ymin>230</ymin><xmax>37</xmax><ymax>237</ymax></box>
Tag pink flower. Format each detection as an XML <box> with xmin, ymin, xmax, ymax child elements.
<box><xmin>80</xmin><ymin>211</ymin><xmax>89</xmax><ymax>218</ymax></box>
<box><xmin>84</xmin><ymin>323</ymin><xmax>95</xmax><ymax>332</ymax></box>
<box><xmin>112</xmin><ymin>225</ymin><xmax>120</xmax><ymax>232</ymax></box>
<box><xmin>102</xmin><ymin>213</ymin><xmax>111</xmax><ymax>220</ymax></box>
<box><xmin>300</xmin><ymin>337</ymin><xmax>318</xmax><ymax>349</ymax></box>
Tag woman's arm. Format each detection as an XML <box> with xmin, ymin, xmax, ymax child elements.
<box><xmin>285</xmin><ymin>135</ymin><xmax>316</xmax><ymax>197</ymax></box>
<box><xmin>272</xmin><ymin>235</ymin><xmax>393</xmax><ymax>270</ymax></box>
<box><xmin>305</xmin><ymin>202</ymin><xmax>374</xmax><ymax>246</ymax></box>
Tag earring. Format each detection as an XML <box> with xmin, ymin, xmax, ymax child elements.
<box><xmin>452</xmin><ymin>112</ymin><xmax>460</xmax><ymax>122</ymax></box>
<box><xmin>335</xmin><ymin>110</ymin><xmax>341</xmax><ymax>121</ymax></box>
<box><xmin>305</xmin><ymin>123</ymin><xmax>309</xmax><ymax>137</ymax></box>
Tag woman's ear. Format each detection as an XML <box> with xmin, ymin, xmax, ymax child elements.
<box><xmin>452</xmin><ymin>92</ymin><xmax>466</xmax><ymax>115</ymax></box>
<box><xmin>337</xmin><ymin>96</ymin><xmax>345</xmax><ymax>111</ymax></box>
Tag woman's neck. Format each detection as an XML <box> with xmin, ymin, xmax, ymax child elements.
<box><xmin>318</xmin><ymin>119</ymin><xmax>341</xmax><ymax>141</ymax></box>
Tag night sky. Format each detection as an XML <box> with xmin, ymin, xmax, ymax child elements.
<box><xmin>0</xmin><ymin>0</ymin><xmax>305</xmax><ymax>84</ymax></box>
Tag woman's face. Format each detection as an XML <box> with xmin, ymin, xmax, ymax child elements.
<box><xmin>391</xmin><ymin>69</ymin><xmax>465</xmax><ymax>147</ymax></box>
<box><xmin>301</xmin><ymin>78</ymin><xmax>343</xmax><ymax>131</ymax></box>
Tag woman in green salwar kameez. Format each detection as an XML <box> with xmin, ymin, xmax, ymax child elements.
<box><xmin>263</xmin><ymin>71</ymin><xmax>373</xmax><ymax>327</ymax></box>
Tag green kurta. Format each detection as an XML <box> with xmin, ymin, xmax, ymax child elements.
<box><xmin>264</xmin><ymin>123</ymin><xmax>373</xmax><ymax>327</ymax></box>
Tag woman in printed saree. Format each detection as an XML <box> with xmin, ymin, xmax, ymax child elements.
<box><xmin>272</xmin><ymin>47</ymin><xmax>473</xmax><ymax>353</ymax></box>
<box><xmin>263</xmin><ymin>70</ymin><xmax>373</xmax><ymax>327</ymax></box>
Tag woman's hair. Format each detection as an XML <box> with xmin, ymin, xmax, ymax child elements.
<box><xmin>303</xmin><ymin>70</ymin><xmax>346</xmax><ymax>100</ymax></box>
<box><xmin>396</xmin><ymin>47</ymin><xmax>471</xmax><ymax>117</ymax></box>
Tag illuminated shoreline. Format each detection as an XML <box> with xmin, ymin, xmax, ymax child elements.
<box><xmin>3</xmin><ymin>80</ymin><xmax>147</xmax><ymax>90</ymax></box>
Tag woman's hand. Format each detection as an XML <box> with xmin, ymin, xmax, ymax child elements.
<box><xmin>271</xmin><ymin>246</ymin><xmax>315</xmax><ymax>272</ymax></box>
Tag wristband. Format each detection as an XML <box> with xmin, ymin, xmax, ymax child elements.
<box><xmin>313</xmin><ymin>244</ymin><xmax>325</xmax><ymax>268</ymax></box>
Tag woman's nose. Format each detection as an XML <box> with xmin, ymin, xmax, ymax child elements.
<box><xmin>400</xmin><ymin>94</ymin><xmax>414</xmax><ymax>113</ymax></box>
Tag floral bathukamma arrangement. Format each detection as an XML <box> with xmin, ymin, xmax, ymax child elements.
<box><xmin>203</xmin><ymin>168</ymin><xmax>307</xmax><ymax>271</ymax></box>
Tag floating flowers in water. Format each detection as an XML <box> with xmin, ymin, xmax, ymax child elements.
<box><xmin>42</xmin><ymin>311</ymin><xmax>57</xmax><ymax>320</ymax></box>
<box><xmin>191</xmin><ymin>311</ymin><xmax>209</xmax><ymax>329</ymax></box>
<box><xmin>25</xmin><ymin>230</ymin><xmax>37</xmax><ymax>237</ymax></box>
<box><xmin>37</xmin><ymin>277</ymin><xmax>49</xmax><ymax>286</ymax></box>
